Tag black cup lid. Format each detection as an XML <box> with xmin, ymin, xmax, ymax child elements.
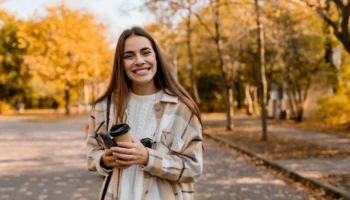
<box><xmin>109</xmin><ymin>123</ymin><xmax>130</xmax><ymax>137</ymax></box>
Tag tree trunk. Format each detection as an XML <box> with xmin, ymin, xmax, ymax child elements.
<box><xmin>255</xmin><ymin>0</ymin><xmax>268</xmax><ymax>141</ymax></box>
<box><xmin>245</xmin><ymin>84</ymin><xmax>253</xmax><ymax>115</ymax></box>
<box><xmin>64</xmin><ymin>88</ymin><xmax>70</xmax><ymax>115</ymax></box>
<box><xmin>229</xmin><ymin>86</ymin><xmax>234</xmax><ymax>121</ymax></box>
<box><xmin>324</xmin><ymin>1</ymin><xmax>338</xmax><ymax>94</ymax></box>
<box><xmin>211</xmin><ymin>0</ymin><xmax>232</xmax><ymax>130</ymax></box>
<box><xmin>225</xmin><ymin>85</ymin><xmax>233</xmax><ymax>130</ymax></box>
<box><xmin>296</xmin><ymin>107</ymin><xmax>303</xmax><ymax>122</ymax></box>
<box><xmin>187</xmin><ymin>10</ymin><xmax>201</xmax><ymax>105</ymax></box>
<box><xmin>234</xmin><ymin>79</ymin><xmax>242</xmax><ymax>109</ymax></box>
<box><xmin>287</xmin><ymin>88</ymin><xmax>305</xmax><ymax>122</ymax></box>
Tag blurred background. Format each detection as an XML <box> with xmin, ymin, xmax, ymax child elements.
<box><xmin>1</xmin><ymin>0</ymin><xmax>350</xmax><ymax>199</ymax></box>
<box><xmin>0</xmin><ymin>0</ymin><xmax>349</xmax><ymax>125</ymax></box>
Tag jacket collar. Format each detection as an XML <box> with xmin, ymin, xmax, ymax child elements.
<box><xmin>160</xmin><ymin>89</ymin><xmax>178</xmax><ymax>103</ymax></box>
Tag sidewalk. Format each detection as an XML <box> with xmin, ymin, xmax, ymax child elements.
<box><xmin>236</xmin><ymin>116</ymin><xmax>350</xmax><ymax>179</ymax></box>
<box><xmin>238</xmin><ymin>118</ymin><xmax>350</xmax><ymax>151</ymax></box>
<box><xmin>202</xmin><ymin>113</ymin><xmax>350</xmax><ymax>198</ymax></box>
<box><xmin>0</xmin><ymin>115</ymin><xmax>314</xmax><ymax>199</ymax></box>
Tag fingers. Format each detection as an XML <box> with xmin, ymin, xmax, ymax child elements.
<box><xmin>115</xmin><ymin>141</ymin><xmax>138</xmax><ymax>148</ymax></box>
<box><xmin>131</xmin><ymin>137</ymin><xmax>141</xmax><ymax>144</ymax></box>
<box><xmin>116</xmin><ymin>159</ymin><xmax>134</xmax><ymax>166</ymax></box>
<box><xmin>109</xmin><ymin>139</ymin><xmax>148</xmax><ymax>165</ymax></box>
<box><xmin>103</xmin><ymin>149</ymin><xmax>133</xmax><ymax>169</ymax></box>
<box><xmin>105</xmin><ymin>155</ymin><xmax>118</xmax><ymax>163</ymax></box>
<box><xmin>111</xmin><ymin>147</ymin><xmax>135</xmax><ymax>155</ymax></box>
<box><xmin>113</xmin><ymin>152</ymin><xmax>135</xmax><ymax>161</ymax></box>
<box><xmin>104</xmin><ymin>149</ymin><xmax>113</xmax><ymax>156</ymax></box>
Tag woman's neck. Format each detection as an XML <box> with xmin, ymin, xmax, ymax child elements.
<box><xmin>131</xmin><ymin>82</ymin><xmax>158</xmax><ymax>95</ymax></box>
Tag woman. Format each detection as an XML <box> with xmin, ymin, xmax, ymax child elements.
<box><xmin>86</xmin><ymin>26</ymin><xmax>203</xmax><ymax>200</ymax></box>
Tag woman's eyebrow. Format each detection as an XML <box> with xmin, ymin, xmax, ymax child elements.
<box><xmin>140</xmin><ymin>47</ymin><xmax>152</xmax><ymax>51</ymax></box>
<box><xmin>123</xmin><ymin>47</ymin><xmax>151</xmax><ymax>55</ymax></box>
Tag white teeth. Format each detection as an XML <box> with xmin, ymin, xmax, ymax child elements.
<box><xmin>133</xmin><ymin>68</ymin><xmax>151</xmax><ymax>74</ymax></box>
<box><xmin>134</xmin><ymin>69</ymin><xmax>149</xmax><ymax>75</ymax></box>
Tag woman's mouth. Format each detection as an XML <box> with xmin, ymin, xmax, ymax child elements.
<box><xmin>132</xmin><ymin>67</ymin><xmax>152</xmax><ymax>75</ymax></box>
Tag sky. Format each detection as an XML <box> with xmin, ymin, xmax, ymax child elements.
<box><xmin>1</xmin><ymin>0</ymin><xmax>155</xmax><ymax>41</ymax></box>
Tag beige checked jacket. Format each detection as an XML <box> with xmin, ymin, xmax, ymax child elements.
<box><xmin>85</xmin><ymin>91</ymin><xmax>203</xmax><ymax>200</ymax></box>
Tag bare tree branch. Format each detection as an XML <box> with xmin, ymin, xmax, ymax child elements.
<box><xmin>297</xmin><ymin>0</ymin><xmax>350</xmax><ymax>53</ymax></box>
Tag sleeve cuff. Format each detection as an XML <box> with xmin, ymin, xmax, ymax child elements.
<box><xmin>95</xmin><ymin>151</ymin><xmax>113</xmax><ymax>176</ymax></box>
<box><xmin>141</xmin><ymin>148</ymin><xmax>157</xmax><ymax>172</ymax></box>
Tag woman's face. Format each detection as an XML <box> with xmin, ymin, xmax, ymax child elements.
<box><xmin>123</xmin><ymin>35</ymin><xmax>157</xmax><ymax>91</ymax></box>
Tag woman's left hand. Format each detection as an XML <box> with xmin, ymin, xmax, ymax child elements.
<box><xmin>111</xmin><ymin>137</ymin><xmax>149</xmax><ymax>166</ymax></box>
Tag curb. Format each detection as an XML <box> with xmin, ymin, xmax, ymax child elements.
<box><xmin>203</xmin><ymin>133</ymin><xmax>350</xmax><ymax>200</ymax></box>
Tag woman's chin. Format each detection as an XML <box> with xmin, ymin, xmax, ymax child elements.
<box><xmin>131</xmin><ymin>77</ymin><xmax>155</xmax><ymax>87</ymax></box>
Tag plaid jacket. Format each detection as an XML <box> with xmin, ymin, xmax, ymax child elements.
<box><xmin>86</xmin><ymin>91</ymin><xmax>203</xmax><ymax>200</ymax></box>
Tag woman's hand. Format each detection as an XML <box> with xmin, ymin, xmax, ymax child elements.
<box><xmin>101</xmin><ymin>148</ymin><xmax>131</xmax><ymax>169</ymax></box>
<box><xmin>111</xmin><ymin>137</ymin><xmax>149</xmax><ymax>166</ymax></box>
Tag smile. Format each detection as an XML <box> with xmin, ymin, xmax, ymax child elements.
<box><xmin>132</xmin><ymin>67</ymin><xmax>152</xmax><ymax>75</ymax></box>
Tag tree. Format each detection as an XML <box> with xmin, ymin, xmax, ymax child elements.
<box><xmin>265</xmin><ymin>0</ymin><xmax>327</xmax><ymax>122</ymax></box>
<box><xmin>317</xmin><ymin>60</ymin><xmax>350</xmax><ymax>128</ymax></box>
<box><xmin>0</xmin><ymin>10</ymin><xmax>31</xmax><ymax>112</ymax></box>
<box><xmin>146</xmin><ymin>0</ymin><xmax>247</xmax><ymax>130</ymax></box>
<box><xmin>299</xmin><ymin>0</ymin><xmax>350</xmax><ymax>54</ymax></box>
<box><xmin>144</xmin><ymin>0</ymin><xmax>202</xmax><ymax>105</ymax></box>
<box><xmin>254</xmin><ymin>0</ymin><xmax>268</xmax><ymax>140</ymax></box>
<box><xmin>25</xmin><ymin>4</ymin><xmax>112</xmax><ymax>114</ymax></box>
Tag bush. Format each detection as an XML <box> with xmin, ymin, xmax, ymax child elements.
<box><xmin>316</xmin><ymin>91</ymin><xmax>350</xmax><ymax>127</ymax></box>
<box><xmin>0</xmin><ymin>101</ymin><xmax>12</xmax><ymax>114</ymax></box>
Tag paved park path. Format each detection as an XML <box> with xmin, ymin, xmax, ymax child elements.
<box><xmin>0</xmin><ymin>115</ymin><xmax>311</xmax><ymax>200</ymax></box>
<box><xmin>230</xmin><ymin>116</ymin><xmax>350</xmax><ymax>179</ymax></box>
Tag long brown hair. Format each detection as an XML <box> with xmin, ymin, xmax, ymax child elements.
<box><xmin>94</xmin><ymin>26</ymin><xmax>201</xmax><ymax>123</ymax></box>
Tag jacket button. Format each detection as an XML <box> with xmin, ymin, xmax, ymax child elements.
<box><xmin>156</xmin><ymin>107</ymin><xmax>161</xmax><ymax>112</ymax></box>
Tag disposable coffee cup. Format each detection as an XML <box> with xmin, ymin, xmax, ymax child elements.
<box><xmin>109</xmin><ymin>124</ymin><xmax>132</xmax><ymax>144</ymax></box>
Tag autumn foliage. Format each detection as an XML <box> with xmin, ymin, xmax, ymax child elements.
<box><xmin>0</xmin><ymin>4</ymin><xmax>113</xmax><ymax>114</ymax></box>
<box><xmin>0</xmin><ymin>1</ymin><xmax>350</xmax><ymax>128</ymax></box>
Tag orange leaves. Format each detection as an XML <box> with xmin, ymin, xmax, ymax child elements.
<box><xmin>26</xmin><ymin>3</ymin><xmax>113</xmax><ymax>85</ymax></box>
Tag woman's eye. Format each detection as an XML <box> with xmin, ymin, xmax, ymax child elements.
<box><xmin>143</xmin><ymin>51</ymin><xmax>151</xmax><ymax>56</ymax></box>
<box><xmin>124</xmin><ymin>55</ymin><xmax>133</xmax><ymax>59</ymax></box>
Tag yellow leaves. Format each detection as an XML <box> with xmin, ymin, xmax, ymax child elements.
<box><xmin>292</xmin><ymin>24</ymin><xmax>300</xmax><ymax>32</ymax></box>
<box><xmin>17</xmin><ymin>38</ymin><xmax>27</xmax><ymax>49</ymax></box>
<box><xmin>272</xmin><ymin>9</ymin><xmax>282</xmax><ymax>18</ymax></box>
<box><xmin>33</xmin><ymin>28</ymin><xmax>39</xmax><ymax>35</ymax></box>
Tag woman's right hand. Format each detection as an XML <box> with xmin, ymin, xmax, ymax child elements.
<box><xmin>101</xmin><ymin>148</ymin><xmax>131</xmax><ymax>169</ymax></box>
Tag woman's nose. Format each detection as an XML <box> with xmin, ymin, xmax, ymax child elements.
<box><xmin>135</xmin><ymin>54</ymin><xmax>145</xmax><ymax>65</ymax></box>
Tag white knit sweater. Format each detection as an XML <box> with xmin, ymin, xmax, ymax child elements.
<box><xmin>119</xmin><ymin>90</ymin><xmax>161</xmax><ymax>200</ymax></box>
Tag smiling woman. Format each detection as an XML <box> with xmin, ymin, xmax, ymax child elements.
<box><xmin>85</xmin><ymin>26</ymin><xmax>203</xmax><ymax>200</ymax></box>
<box><xmin>123</xmin><ymin>36</ymin><xmax>158</xmax><ymax>95</ymax></box>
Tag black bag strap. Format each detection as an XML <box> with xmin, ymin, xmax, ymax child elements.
<box><xmin>101</xmin><ymin>93</ymin><xmax>113</xmax><ymax>200</ymax></box>
<box><xmin>106</xmin><ymin>93</ymin><xmax>111</xmax><ymax>131</ymax></box>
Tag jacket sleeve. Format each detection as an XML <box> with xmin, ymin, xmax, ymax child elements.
<box><xmin>85</xmin><ymin>107</ymin><xmax>112</xmax><ymax>176</ymax></box>
<box><xmin>142</xmin><ymin>111</ymin><xmax>203</xmax><ymax>183</ymax></box>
